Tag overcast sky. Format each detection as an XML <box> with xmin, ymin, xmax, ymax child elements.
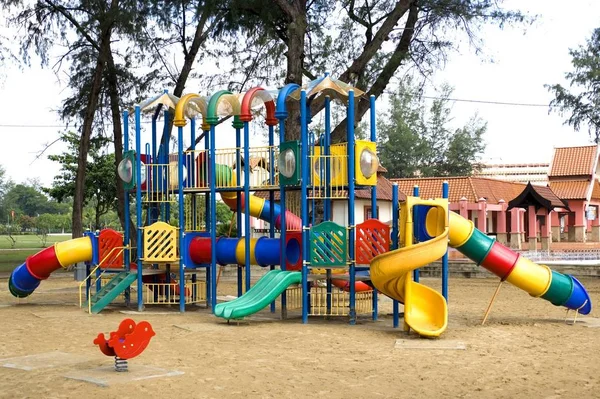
<box><xmin>0</xmin><ymin>0</ymin><xmax>598</xmax><ymax>187</ymax></box>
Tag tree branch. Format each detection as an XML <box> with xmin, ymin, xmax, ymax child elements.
<box><xmin>43</xmin><ymin>0</ymin><xmax>101</xmax><ymax>52</ymax></box>
<box><xmin>330</xmin><ymin>3</ymin><xmax>419</xmax><ymax>142</ymax></box>
<box><xmin>272</xmin><ymin>0</ymin><xmax>298</xmax><ymax>18</ymax></box>
<box><xmin>339</xmin><ymin>0</ymin><xmax>413</xmax><ymax>85</ymax></box>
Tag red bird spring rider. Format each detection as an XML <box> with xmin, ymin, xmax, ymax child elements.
<box><xmin>93</xmin><ymin>318</ymin><xmax>155</xmax><ymax>372</ymax></box>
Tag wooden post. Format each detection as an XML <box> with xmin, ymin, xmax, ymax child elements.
<box><xmin>481</xmin><ymin>280</ymin><xmax>503</xmax><ymax>325</ymax></box>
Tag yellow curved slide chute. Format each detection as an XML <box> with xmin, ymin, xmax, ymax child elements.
<box><xmin>370</xmin><ymin>197</ymin><xmax>449</xmax><ymax>337</ymax></box>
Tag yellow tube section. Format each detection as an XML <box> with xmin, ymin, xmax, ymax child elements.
<box><xmin>235</xmin><ymin>238</ymin><xmax>259</xmax><ymax>265</ymax></box>
<box><xmin>447</xmin><ymin>212</ymin><xmax>474</xmax><ymax>247</ymax></box>
<box><xmin>219</xmin><ymin>172</ymin><xmax>267</xmax><ymax>219</ymax></box>
<box><xmin>54</xmin><ymin>236</ymin><xmax>94</xmax><ymax>268</ymax></box>
<box><xmin>505</xmin><ymin>257</ymin><xmax>552</xmax><ymax>297</ymax></box>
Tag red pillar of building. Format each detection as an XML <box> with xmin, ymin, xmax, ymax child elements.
<box><xmin>496</xmin><ymin>199</ymin><xmax>507</xmax><ymax>245</ymax></box>
<box><xmin>540</xmin><ymin>208</ymin><xmax>552</xmax><ymax>250</ymax></box>
<box><xmin>459</xmin><ymin>197</ymin><xmax>468</xmax><ymax>219</ymax></box>
<box><xmin>573</xmin><ymin>204</ymin><xmax>586</xmax><ymax>242</ymax></box>
<box><xmin>477</xmin><ymin>198</ymin><xmax>487</xmax><ymax>233</ymax></box>
<box><xmin>592</xmin><ymin>205</ymin><xmax>600</xmax><ymax>242</ymax></box>
<box><xmin>528</xmin><ymin>205</ymin><xmax>538</xmax><ymax>250</ymax></box>
<box><xmin>509</xmin><ymin>207</ymin><xmax>522</xmax><ymax>249</ymax></box>
<box><xmin>550</xmin><ymin>210</ymin><xmax>561</xmax><ymax>242</ymax></box>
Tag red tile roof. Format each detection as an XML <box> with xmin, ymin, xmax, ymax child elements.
<box><xmin>548</xmin><ymin>180</ymin><xmax>590</xmax><ymax>200</ymax></box>
<box><xmin>548</xmin><ymin>145</ymin><xmax>598</xmax><ymax>177</ymax></box>
<box><xmin>390</xmin><ymin>176</ymin><xmax>525</xmax><ymax>204</ymax></box>
<box><xmin>592</xmin><ymin>180</ymin><xmax>600</xmax><ymax>200</ymax></box>
<box><xmin>355</xmin><ymin>175</ymin><xmax>397</xmax><ymax>201</ymax></box>
<box><xmin>253</xmin><ymin>175</ymin><xmax>396</xmax><ymax>201</ymax></box>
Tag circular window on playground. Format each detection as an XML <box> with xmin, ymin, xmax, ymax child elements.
<box><xmin>118</xmin><ymin>158</ymin><xmax>133</xmax><ymax>183</ymax></box>
<box><xmin>360</xmin><ymin>148</ymin><xmax>379</xmax><ymax>179</ymax></box>
<box><xmin>279</xmin><ymin>148</ymin><xmax>296</xmax><ymax>178</ymax></box>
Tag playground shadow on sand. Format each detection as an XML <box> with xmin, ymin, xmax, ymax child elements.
<box><xmin>0</xmin><ymin>351</ymin><xmax>90</xmax><ymax>371</ymax></box>
<box><xmin>64</xmin><ymin>365</ymin><xmax>184</xmax><ymax>387</ymax></box>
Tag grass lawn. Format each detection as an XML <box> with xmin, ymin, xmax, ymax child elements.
<box><xmin>0</xmin><ymin>249</ymin><xmax>39</xmax><ymax>273</ymax></box>
<box><xmin>0</xmin><ymin>235</ymin><xmax>72</xmax><ymax>273</ymax></box>
<box><xmin>0</xmin><ymin>234</ymin><xmax>71</xmax><ymax>250</ymax></box>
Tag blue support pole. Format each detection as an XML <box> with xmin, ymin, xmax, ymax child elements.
<box><xmin>243</xmin><ymin>121</ymin><xmax>252</xmax><ymax>292</ymax></box>
<box><xmin>278</xmin><ymin>118</ymin><xmax>288</xmax><ymax>318</ymax></box>
<box><xmin>347</xmin><ymin>90</ymin><xmax>357</xmax><ymax>325</ymax></box>
<box><xmin>412</xmin><ymin>185</ymin><xmax>420</xmax><ymax>283</ymax></box>
<box><xmin>209</xmin><ymin>125</ymin><xmax>218</xmax><ymax>312</ymax></box>
<box><xmin>177</xmin><ymin>125</ymin><xmax>186</xmax><ymax>313</ymax></box>
<box><xmin>369</xmin><ymin>94</ymin><xmax>378</xmax><ymax>321</ymax></box>
<box><xmin>300</xmin><ymin>90</ymin><xmax>309</xmax><ymax>324</ymax></box>
<box><xmin>152</xmin><ymin>117</ymin><xmax>157</xmax><ymax>164</ymax></box>
<box><xmin>324</xmin><ymin>96</ymin><xmax>332</xmax><ymax>315</ymax></box>
<box><xmin>163</xmin><ymin>111</ymin><xmax>171</xmax><ymax>222</ymax></box>
<box><xmin>204</xmin><ymin>128</ymin><xmax>211</xmax><ymax>305</ymax></box>
<box><xmin>123</xmin><ymin>110</ymin><xmax>131</xmax><ymax>300</ymax></box>
<box><xmin>324</xmin><ymin>96</ymin><xmax>331</xmax><ymax>220</ymax></box>
<box><xmin>135</xmin><ymin>106</ymin><xmax>144</xmax><ymax>311</ymax></box>
<box><xmin>269</xmin><ymin>124</ymin><xmax>276</xmax><ymax>313</ymax></box>
<box><xmin>145</xmin><ymin>143</ymin><xmax>152</xmax><ymax>226</ymax></box>
<box><xmin>442</xmin><ymin>180</ymin><xmax>449</xmax><ymax>301</ymax></box>
<box><xmin>190</xmin><ymin>119</ymin><xmax>197</xmax><ymax>230</ymax></box>
<box><xmin>391</xmin><ymin>183</ymin><xmax>400</xmax><ymax>328</ymax></box>
<box><xmin>235</xmin><ymin>126</ymin><xmax>243</xmax><ymax>297</ymax></box>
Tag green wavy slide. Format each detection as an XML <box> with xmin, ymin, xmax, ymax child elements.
<box><xmin>214</xmin><ymin>270</ymin><xmax>302</xmax><ymax>320</ymax></box>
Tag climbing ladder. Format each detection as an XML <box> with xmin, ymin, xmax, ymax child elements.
<box><xmin>84</xmin><ymin>271</ymin><xmax>137</xmax><ymax>314</ymax></box>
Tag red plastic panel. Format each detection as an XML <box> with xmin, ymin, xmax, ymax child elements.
<box><xmin>285</xmin><ymin>231</ymin><xmax>302</xmax><ymax>271</ymax></box>
<box><xmin>98</xmin><ymin>229</ymin><xmax>125</xmax><ymax>268</ymax></box>
<box><xmin>480</xmin><ymin>241</ymin><xmax>520</xmax><ymax>280</ymax></box>
<box><xmin>355</xmin><ymin>219</ymin><xmax>390</xmax><ymax>265</ymax></box>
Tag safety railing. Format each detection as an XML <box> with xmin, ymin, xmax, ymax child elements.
<box><xmin>142</xmin><ymin>280</ymin><xmax>206</xmax><ymax>305</ymax></box>
<box><xmin>308</xmin><ymin>143</ymin><xmax>348</xmax><ymax>199</ymax></box>
<box><xmin>143</xmin><ymin>162</ymin><xmax>177</xmax><ymax>203</ymax></box>
<box><xmin>285</xmin><ymin>284</ymin><xmax>373</xmax><ymax>316</ymax></box>
<box><xmin>518</xmin><ymin>249</ymin><xmax>600</xmax><ymax>262</ymax></box>
<box><xmin>184</xmin><ymin>194</ymin><xmax>206</xmax><ymax>232</ymax></box>
<box><xmin>184</xmin><ymin>146</ymin><xmax>279</xmax><ymax>191</ymax></box>
<box><xmin>79</xmin><ymin>246</ymin><xmax>134</xmax><ymax>313</ymax></box>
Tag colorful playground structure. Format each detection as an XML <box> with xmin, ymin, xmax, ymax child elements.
<box><xmin>7</xmin><ymin>74</ymin><xmax>593</xmax><ymax>337</ymax></box>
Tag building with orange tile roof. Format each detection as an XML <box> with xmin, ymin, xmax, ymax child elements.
<box><xmin>391</xmin><ymin>144</ymin><xmax>600</xmax><ymax>250</ymax></box>
<box><xmin>546</xmin><ymin>144</ymin><xmax>600</xmax><ymax>243</ymax></box>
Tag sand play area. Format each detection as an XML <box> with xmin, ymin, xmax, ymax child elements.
<box><xmin>0</xmin><ymin>274</ymin><xmax>599</xmax><ymax>399</ymax></box>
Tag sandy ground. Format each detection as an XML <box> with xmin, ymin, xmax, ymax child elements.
<box><xmin>0</xmin><ymin>275</ymin><xmax>599</xmax><ymax>399</ymax></box>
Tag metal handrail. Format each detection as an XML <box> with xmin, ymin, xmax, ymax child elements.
<box><xmin>78</xmin><ymin>246</ymin><xmax>134</xmax><ymax>313</ymax></box>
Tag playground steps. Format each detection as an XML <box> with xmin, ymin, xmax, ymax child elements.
<box><xmin>85</xmin><ymin>272</ymin><xmax>137</xmax><ymax>314</ymax></box>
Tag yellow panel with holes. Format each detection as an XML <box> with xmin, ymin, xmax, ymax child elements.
<box><xmin>141</xmin><ymin>221</ymin><xmax>179</xmax><ymax>263</ymax></box>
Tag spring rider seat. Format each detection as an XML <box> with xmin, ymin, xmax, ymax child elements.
<box><xmin>93</xmin><ymin>318</ymin><xmax>155</xmax><ymax>372</ymax></box>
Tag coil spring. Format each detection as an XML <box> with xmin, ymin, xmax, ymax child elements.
<box><xmin>114</xmin><ymin>356</ymin><xmax>128</xmax><ymax>372</ymax></box>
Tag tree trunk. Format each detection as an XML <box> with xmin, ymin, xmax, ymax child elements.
<box><xmin>71</xmin><ymin>0</ymin><xmax>117</xmax><ymax>238</ymax></box>
<box><xmin>282</xmin><ymin>4</ymin><xmax>307</xmax><ymax>141</ymax></box>
<box><xmin>157</xmin><ymin>5</ymin><xmax>217</xmax><ymax>156</ymax></box>
<box><xmin>72</xmin><ymin>41</ymin><xmax>111</xmax><ymax>238</ymax></box>
<box><xmin>105</xmin><ymin>43</ymin><xmax>138</xmax><ymax>243</ymax></box>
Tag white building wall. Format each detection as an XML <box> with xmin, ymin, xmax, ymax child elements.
<box><xmin>251</xmin><ymin>199</ymin><xmax>394</xmax><ymax>233</ymax></box>
<box><xmin>332</xmin><ymin>200</ymin><xmax>393</xmax><ymax>226</ymax></box>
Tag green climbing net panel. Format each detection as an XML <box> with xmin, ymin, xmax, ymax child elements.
<box><xmin>309</xmin><ymin>221</ymin><xmax>347</xmax><ymax>267</ymax></box>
